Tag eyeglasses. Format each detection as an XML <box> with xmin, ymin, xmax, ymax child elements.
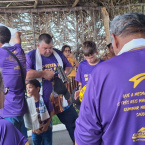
<box><xmin>64</xmin><ymin>50</ymin><xmax>71</xmax><ymax>52</ymax></box>
<box><xmin>0</xmin><ymin>87</ymin><xmax>9</xmax><ymax>95</ymax></box>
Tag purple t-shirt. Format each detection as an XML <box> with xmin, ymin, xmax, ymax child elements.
<box><xmin>0</xmin><ymin>44</ymin><xmax>27</xmax><ymax>117</ymax></box>
<box><xmin>0</xmin><ymin>117</ymin><xmax>28</xmax><ymax>145</ymax></box>
<box><xmin>26</xmin><ymin>48</ymin><xmax>72</xmax><ymax>99</ymax></box>
<box><xmin>75</xmin><ymin>59</ymin><xmax>103</xmax><ymax>87</ymax></box>
<box><xmin>75</xmin><ymin>49</ymin><xmax>145</xmax><ymax>145</ymax></box>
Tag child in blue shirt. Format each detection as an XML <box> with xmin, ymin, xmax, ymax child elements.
<box><xmin>26</xmin><ymin>79</ymin><xmax>54</xmax><ymax>145</ymax></box>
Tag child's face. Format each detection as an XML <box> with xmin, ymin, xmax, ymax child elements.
<box><xmin>84</xmin><ymin>53</ymin><xmax>98</xmax><ymax>65</ymax></box>
<box><xmin>26</xmin><ymin>84</ymin><xmax>39</xmax><ymax>97</ymax></box>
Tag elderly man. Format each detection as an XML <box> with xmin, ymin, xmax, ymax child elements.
<box><xmin>26</xmin><ymin>33</ymin><xmax>78</xmax><ymax>143</ymax></box>
<box><xmin>75</xmin><ymin>13</ymin><xmax>145</xmax><ymax>145</ymax></box>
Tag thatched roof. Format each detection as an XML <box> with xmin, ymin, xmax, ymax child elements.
<box><xmin>0</xmin><ymin>0</ymin><xmax>144</xmax><ymax>60</ymax></box>
<box><xmin>0</xmin><ymin>0</ymin><xmax>142</xmax><ymax>9</ymax></box>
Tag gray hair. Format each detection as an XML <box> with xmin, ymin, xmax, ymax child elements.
<box><xmin>110</xmin><ymin>13</ymin><xmax>145</xmax><ymax>37</ymax></box>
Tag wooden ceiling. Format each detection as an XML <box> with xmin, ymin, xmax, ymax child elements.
<box><xmin>0</xmin><ymin>0</ymin><xmax>143</xmax><ymax>9</ymax></box>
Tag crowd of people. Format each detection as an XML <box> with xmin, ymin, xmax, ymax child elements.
<box><xmin>0</xmin><ymin>12</ymin><xmax>145</xmax><ymax>145</ymax></box>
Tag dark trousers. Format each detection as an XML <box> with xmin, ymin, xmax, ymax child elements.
<box><xmin>57</xmin><ymin>105</ymin><xmax>78</xmax><ymax>142</ymax></box>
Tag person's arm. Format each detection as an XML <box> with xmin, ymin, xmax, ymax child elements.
<box><xmin>78</xmin><ymin>82</ymin><xmax>82</xmax><ymax>90</ymax></box>
<box><xmin>33</xmin><ymin>128</ymin><xmax>43</xmax><ymax>135</ymax></box>
<box><xmin>33</xmin><ymin>110</ymin><xmax>54</xmax><ymax>135</ymax></box>
<box><xmin>73</xmin><ymin>58</ymin><xmax>79</xmax><ymax>68</ymax></box>
<box><xmin>14</xmin><ymin>32</ymin><xmax>21</xmax><ymax>44</ymax></box>
<box><xmin>74</xmin><ymin>75</ymin><xmax>102</xmax><ymax>145</ymax></box>
<box><xmin>26</xmin><ymin>51</ymin><xmax>55</xmax><ymax>81</ymax></box>
<box><xmin>65</xmin><ymin>67</ymin><xmax>72</xmax><ymax>76</ymax></box>
<box><xmin>74</xmin><ymin>82</ymin><xmax>82</xmax><ymax>100</ymax></box>
<box><xmin>74</xmin><ymin>62</ymin><xmax>82</xmax><ymax>100</ymax></box>
<box><xmin>25</xmin><ymin>141</ymin><xmax>29</xmax><ymax>145</ymax></box>
<box><xmin>26</xmin><ymin>69</ymin><xmax>55</xmax><ymax>81</ymax></box>
<box><xmin>69</xmin><ymin>53</ymin><xmax>79</xmax><ymax>67</ymax></box>
<box><xmin>58</xmin><ymin>50</ymin><xmax>72</xmax><ymax>76</ymax></box>
<box><xmin>40</xmin><ymin>110</ymin><xmax>54</xmax><ymax>132</ymax></box>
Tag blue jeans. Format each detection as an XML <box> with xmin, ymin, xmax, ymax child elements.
<box><xmin>32</xmin><ymin>128</ymin><xmax>52</xmax><ymax>145</ymax></box>
<box><xmin>57</xmin><ymin>105</ymin><xmax>78</xmax><ymax>142</ymax></box>
<box><xmin>4</xmin><ymin>116</ymin><xmax>24</xmax><ymax>133</ymax></box>
<box><xmin>21</xmin><ymin>119</ymin><xmax>28</xmax><ymax>138</ymax></box>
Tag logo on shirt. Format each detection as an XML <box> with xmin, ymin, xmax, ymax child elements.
<box><xmin>132</xmin><ymin>127</ymin><xmax>145</xmax><ymax>142</ymax></box>
<box><xmin>84</xmin><ymin>74</ymin><xmax>89</xmax><ymax>81</ymax></box>
<box><xmin>129</xmin><ymin>73</ymin><xmax>145</xmax><ymax>88</ymax></box>
<box><xmin>12</xmin><ymin>50</ymin><xmax>17</xmax><ymax>54</ymax></box>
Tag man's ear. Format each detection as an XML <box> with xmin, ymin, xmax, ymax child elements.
<box><xmin>111</xmin><ymin>33</ymin><xmax>119</xmax><ymax>55</ymax></box>
<box><xmin>83</xmin><ymin>54</ymin><xmax>87</xmax><ymax>60</ymax></box>
<box><xmin>37</xmin><ymin>87</ymin><xmax>40</xmax><ymax>93</ymax></box>
<box><xmin>0</xmin><ymin>43</ymin><xmax>3</xmax><ymax>47</ymax></box>
<box><xmin>96</xmin><ymin>51</ymin><xmax>98</xmax><ymax>55</ymax></box>
<box><xmin>37</xmin><ymin>44</ymin><xmax>39</xmax><ymax>48</ymax></box>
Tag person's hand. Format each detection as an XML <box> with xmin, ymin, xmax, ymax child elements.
<box><xmin>25</xmin><ymin>141</ymin><xmax>29</xmax><ymax>145</ymax></box>
<box><xmin>69</xmin><ymin>53</ymin><xmax>75</xmax><ymax>59</ymax></box>
<box><xmin>43</xmin><ymin>70</ymin><xmax>55</xmax><ymax>80</ymax></box>
<box><xmin>33</xmin><ymin>129</ymin><xmax>43</xmax><ymax>135</ymax></box>
<box><xmin>74</xmin><ymin>90</ymin><xmax>80</xmax><ymax>100</ymax></box>
<box><xmin>14</xmin><ymin>31</ymin><xmax>21</xmax><ymax>44</ymax></box>
<box><xmin>69</xmin><ymin>53</ymin><xmax>79</xmax><ymax>67</ymax></box>
<box><xmin>40</xmin><ymin>123</ymin><xmax>49</xmax><ymax>133</ymax></box>
<box><xmin>15</xmin><ymin>31</ymin><xmax>21</xmax><ymax>37</ymax></box>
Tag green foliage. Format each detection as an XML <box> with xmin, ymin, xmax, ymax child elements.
<box><xmin>52</xmin><ymin>115</ymin><xmax>62</xmax><ymax>125</ymax></box>
<box><xmin>52</xmin><ymin>108</ymin><xmax>79</xmax><ymax>125</ymax></box>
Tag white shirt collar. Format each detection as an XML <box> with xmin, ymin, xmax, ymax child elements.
<box><xmin>2</xmin><ymin>43</ymin><xmax>11</xmax><ymax>47</ymax></box>
<box><xmin>117</xmin><ymin>38</ymin><xmax>145</xmax><ymax>55</ymax></box>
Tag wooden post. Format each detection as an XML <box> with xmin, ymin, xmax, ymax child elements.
<box><xmin>101</xmin><ymin>7</ymin><xmax>111</xmax><ymax>44</ymax></box>
<box><xmin>0</xmin><ymin>71</ymin><xmax>4</xmax><ymax>109</ymax></box>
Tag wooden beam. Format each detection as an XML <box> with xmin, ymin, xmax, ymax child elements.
<box><xmin>0</xmin><ymin>0</ymin><xmax>35</xmax><ymax>2</ymax></box>
<box><xmin>0</xmin><ymin>0</ymin><xmax>54</xmax><ymax>2</ymax></box>
<box><xmin>72</xmin><ymin>0</ymin><xmax>79</xmax><ymax>7</ymax></box>
<box><xmin>0</xmin><ymin>6</ymin><xmax>101</xmax><ymax>13</ymax></box>
<box><xmin>101</xmin><ymin>7</ymin><xmax>110</xmax><ymax>44</ymax></box>
<box><xmin>34</xmin><ymin>0</ymin><xmax>38</xmax><ymax>9</ymax></box>
<box><xmin>0</xmin><ymin>5</ymin><xmax>69</xmax><ymax>9</ymax></box>
<box><xmin>0</xmin><ymin>3</ymin><xmax>144</xmax><ymax>13</ymax></box>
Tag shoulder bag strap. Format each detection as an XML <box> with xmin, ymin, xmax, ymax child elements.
<box><xmin>3</xmin><ymin>47</ymin><xmax>26</xmax><ymax>91</ymax></box>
